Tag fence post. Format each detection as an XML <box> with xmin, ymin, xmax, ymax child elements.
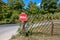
<box><xmin>51</xmin><ymin>22</ymin><xmax>54</xmax><ymax>35</ymax></box>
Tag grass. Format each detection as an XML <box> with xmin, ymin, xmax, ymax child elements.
<box><xmin>10</xmin><ymin>33</ymin><xmax>60</xmax><ymax>40</ymax></box>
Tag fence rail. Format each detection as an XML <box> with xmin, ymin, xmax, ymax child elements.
<box><xmin>21</xmin><ymin>21</ymin><xmax>60</xmax><ymax>35</ymax></box>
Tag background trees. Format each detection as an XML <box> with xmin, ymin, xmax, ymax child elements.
<box><xmin>27</xmin><ymin>1</ymin><xmax>39</xmax><ymax>14</ymax></box>
<box><xmin>0</xmin><ymin>0</ymin><xmax>60</xmax><ymax>24</ymax></box>
<box><xmin>40</xmin><ymin>0</ymin><xmax>58</xmax><ymax>14</ymax></box>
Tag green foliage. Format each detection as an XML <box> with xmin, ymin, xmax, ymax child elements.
<box><xmin>8</xmin><ymin>0</ymin><xmax>24</xmax><ymax>10</ymax></box>
<box><xmin>0</xmin><ymin>0</ymin><xmax>60</xmax><ymax>24</ymax></box>
<box><xmin>0</xmin><ymin>0</ymin><xmax>25</xmax><ymax>24</ymax></box>
<box><xmin>17</xmin><ymin>28</ymin><xmax>22</xmax><ymax>34</ymax></box>
<box><xmin>57</xmin><ymin>3</ymin><xmax>60</xmax><ymax>12</ymax></box>
<box><xmin>24</xmin><ymin>30</ymin><xmax>32</xmax><ymax>36</ymax></box>
<box><xmin>40</xmin><ymin>0</ymin><xmax>58</xmax><ymax>14</ymax></box>
<box><xmin>27</xmin><ymin>1</ymin><xmax>39</xmax><ymax>14</ymax></box>
<box><xmin>17</xmin><ymin>27</ymin><xmax>32</xmax><ymax>36</ymax></box>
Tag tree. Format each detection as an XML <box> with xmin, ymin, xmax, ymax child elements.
<box><xmin>40</xmin><ymin>0</ymin><xmax>58</xmax><ymax>14</ymax></box>
<box><xmin>0</xmin><ymin>0</ymin><xmax>2</xmax><ymax>14</ymax></box>
<box><xmin>6</xmin><ymin>0</ymin><xmax>25</xmax><ymax>23</ymax></box>
<box><xmin>0</xmin><ymin>0</ymin><xmax>5</xmax><ymax>21</ymax></box>
<box><xmin>8</xmin><ymin>0</ymin><xmax>24</xmax><ymax>10</ymax></box>
<box><xmin>27</xmin><ymin>1</ymin><xmax>39</xmax><ymax>14</ymax></box>
<box><xmin>57</xmin><ymin>3</ymin><xmax>60</xmax><ymax>12</ymax></box>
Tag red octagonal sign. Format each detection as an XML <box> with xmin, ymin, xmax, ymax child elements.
<box><xmin>19</xmin><ymin>12</ymin><xmax>27</xmax><ymax>22</ymax></box>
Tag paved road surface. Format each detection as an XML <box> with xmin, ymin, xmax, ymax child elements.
<box><xmin>0</xmin><ymin>24</ymin><xmax>19</xmax><ymax>40</ymax></box>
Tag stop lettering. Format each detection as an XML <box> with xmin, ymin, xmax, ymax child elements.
<box><xmin>19</xmin><ymin>12</ymin><xmax>27</xmax><ymax>22</ymax></box>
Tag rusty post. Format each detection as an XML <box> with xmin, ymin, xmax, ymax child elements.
<box><xmin>51</xmin><ymin>22</ymin><xmax>54</xmax><ymax>35</ymax></box>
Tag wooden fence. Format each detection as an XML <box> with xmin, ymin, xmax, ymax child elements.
<box><xmin>21</xmin><ymin>21</ymin><xmax>60</xmax><ymax>35</ymax></box>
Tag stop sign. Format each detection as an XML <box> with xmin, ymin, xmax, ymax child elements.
<box><xmin>19</xmin><ymin>12</ymin><xmax>27</xmax><ymax>22</ymax></box>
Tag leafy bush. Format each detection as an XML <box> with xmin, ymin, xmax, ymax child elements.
<box><xmin>17</xmin><ymin>27</ymin><xmax>32</xmax><ymax>37</ymax></box>
<box><xmin>17</xmin><ymin>28</ymin><xmax>22</xmax><ymax>34</ymax></box>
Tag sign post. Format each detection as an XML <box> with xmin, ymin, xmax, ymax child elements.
<box><xmin>19</xmin><ymin>12</ymin><xmax>27</xmax><ymax>32</ymax></box>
